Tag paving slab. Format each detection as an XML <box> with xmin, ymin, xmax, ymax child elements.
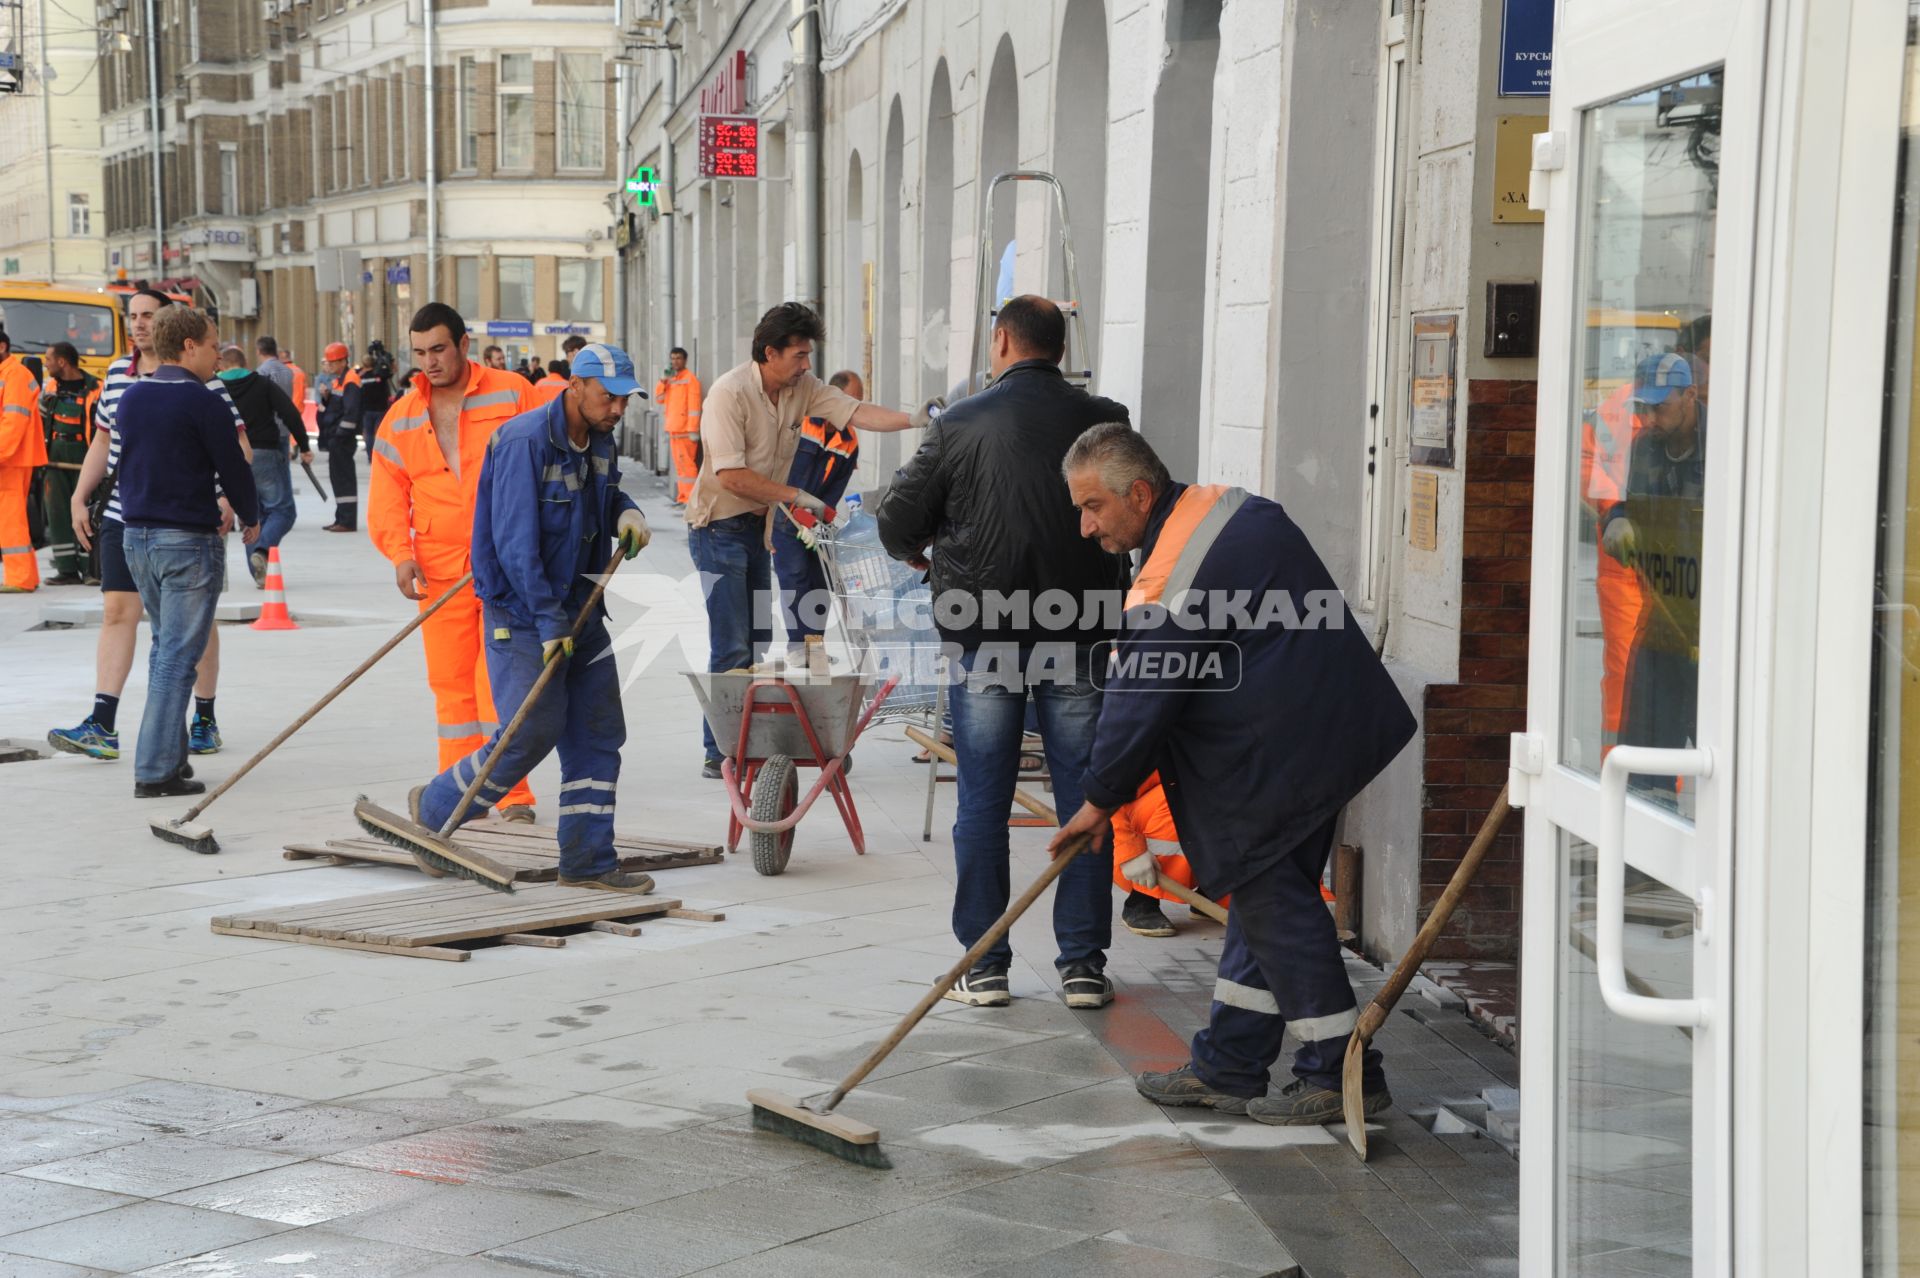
<box><xmin>12</xmin><ymin>1134</ymin><xmax>303</xmax><ymax>1197</ymax></box>
<box><xmin>0</xmin><ymin>1199</ymin><xmax>289</xmax><ymax>1272</ymax></box>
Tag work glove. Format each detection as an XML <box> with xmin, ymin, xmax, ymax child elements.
<box><xmin>1600</xmin><ymin>516</ymin><xmax>1637</xmax><ymax>564</ymax></box>
<box><xmin>542</xmin><ymin>637</ymin><xmax>575</xmax><ymax>665</ymax></box>
<box><xmin>1118</xmin><ymin>851</ymin><xmax>1160</xmax><ymax>889</ymax></box>
<box><xmin>911</xmin><ymin>397</ymin><xmax>946</xmax><ymax>430</ymax></box>
<box><xmin>617</xmin><ymin>509</ymin><xmax>651</xmax><ymax>559</ymax></box>
<box><xmin>791</xmin><ymin>490</ymin><xmax>830</xmax><ymax>518</ymax></box>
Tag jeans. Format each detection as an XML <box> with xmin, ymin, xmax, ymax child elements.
<box><xmin>772</xmin><ymin>523</ymin><xmax>831</xmax><ymax>646</ymax></box>
<box><xmin>949</xmin><ymin>643</ymin><xmax>1111</xmax><ymax>971</ymax></box>
<box><xmin>690</xmin><ymin>513</ymin><xmax>771</xmax><ymax>760</ymax></box>
<box><xmin>420</xmin><ymin>607</ymin><xmax>624</xmax><ymax>879</ymax></box>
<box><xmin>124</xmin><ymin>527</ymin><xmax>223</xmax><ymax>783</ymax></box>
<box><xmin>250</xmin><ymin>449</ymin><xmax>296</xmax><ymax>553</ymax></box>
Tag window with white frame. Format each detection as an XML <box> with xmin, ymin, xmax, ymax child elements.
<box><xmin>497</xmin><ymin>54</ymin><xmax>533</xmax><ymax>170</ymax></box>
<box><xmin>67</xmin><ymin>193</ymin><xmax>89</xmax><ymax>237</ymax></box>
<box><xmin>220</xmin><ymin>145</ymin><xmax>238</xmax><ymax>216</ymax></box>
<box><xmin>557</xmin><ymin>52</ymin><xmax>602</xmax><ymax>171</ymax></box>
<box><xmin>497</xmin><ymin>256</ymin><xmax>533</xmax><ymax>318</ymax></box>
<box><xmin>457</xmin><ymin>56</ymin><xmax>478</xmax><ymax>171</ymax></box>
<box><xmin>557</xmin><ymin>258</ymin><xmax>601</xmax><ymax>322</ymax></box>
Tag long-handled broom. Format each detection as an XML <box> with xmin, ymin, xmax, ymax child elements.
<box><xmin>149</xmin><ymin>572</ymin><xmax>476</xmax><ymax>855</ymax></box>
<box><xmin>1341</xmin><ymin>783</ymin><xmax>1512</xmax><ymax>1159</ymax></box>
<box><xmin>749</xmin><ymin>831</ymin><xmax>1096</xmax><ymax>1168</ymax></box>
<box><xmin>352</xmin><ymin>550</ymin><xmax>628</xmax><ymax>892</ymax></box>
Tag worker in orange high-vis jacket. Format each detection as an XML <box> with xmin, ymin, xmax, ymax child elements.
<box><xmin>1109</xmin><ymin>771</ymin><xmax>1230</xmax><ymax>938</ymax></box>
<box><xmin>654</xmin><ymin>346</ymin><xmax>702</xmax><ymax>506</ymax></box>
<box><xmin>1579</xmin><ymin>381</ymin><xmax>1646</xmax><ymax>750</ymax></box>
<box><xmin>0</xmin><ymin>326</ymin><xmax>46</xmax><ymax>593</ymax></box>
<box><xmin>368</xmin><ymin>302</ymin><xmax>539</xmax><ymax>819</ymax></box>
<box><xmin>531</xmin><ymin>359</ymin><xmax>570</xmax><ymax>406</ymax></box>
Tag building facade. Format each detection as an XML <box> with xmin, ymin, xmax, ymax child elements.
<box><xmin>0</xmin><ymin>0</ymin><xmax>108</xmax><ymax>285</ymax></box>
<box><xmin>616</xmin><ymin>0</ymin><xmax>1550</xmax><ymax>961</ymax></box>
<box><xmin>95</xmin><ymin>0</ymin><xmax>622</xmax><ymax>368</ymax></box>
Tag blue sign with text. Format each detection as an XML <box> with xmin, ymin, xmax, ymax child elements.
<box><xmin>1499</xmin><ymin>0</ymin><xmax>1553</xmax><ymax>97</ymax></box>
<box><xmin>486</xmin><ymin>321</ymin><xmax>533</xmax><ymax>338</ymax></box>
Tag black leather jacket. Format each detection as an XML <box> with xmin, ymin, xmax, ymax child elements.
<box><xmin>875</xmin><ymin>359</ymin><xmax>1131</xmax><ymax>648</ymax></box>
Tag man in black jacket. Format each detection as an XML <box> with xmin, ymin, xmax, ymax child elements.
<box><xmin>217</xmin><ymin>346</ymin><xmax>310</xmax><ymax>583</ymax></box>
<box><xmin>877</xmin><ymin>296</ymin><xmax>1131</xmax><ymax>1011</ymax></box>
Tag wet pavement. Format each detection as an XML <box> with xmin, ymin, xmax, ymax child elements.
<box><xmin>0</xmin><ymin>464</ymin><xmax>1515</xmax><ymax>1275</ymax></box>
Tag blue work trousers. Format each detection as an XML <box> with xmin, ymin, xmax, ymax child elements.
<box><xmin>771</xmin><ymin>523</ymin><xmax>830</xmax><ymax>646</ymax></box>
<box><xmin>419</xmin><ymin>605</ymin><xmax>625</xmax><ymax>880</ymax></box>
<box><xmin>949</xmin><ymin>643</ymin><xmax>1111</xmax><ymax>971</ymax></box>
<box><xmin>250</xmin><ymin>449</ymin><xmax>297</xmax><ymax>553</ymax></box>
<box><xmin>690</xmin><ymin>513</ymin><xmax>771</xmax><ymax>760</ymax></box>
<box><xmin>124</xmin><ymin>527</ymin><xmax>223</xmax><ymax>784</ymax></box>
<box><xmin>1190</xmin><ymin>817</ymin><xmax>1385</xmax><ymax>1096</ymax></box>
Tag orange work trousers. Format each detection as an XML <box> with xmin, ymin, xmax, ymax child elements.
<box><xmin>0</xmin><ymin>466</ymin><xmax>39</xmax><ymax>592</ymax></box>
<box><xmin>420</xmin><ymin>575</ymin><xmax>535</xmax><ymax>811</ymax></box>
<box><xmin>1595</xmin><ymin>553</ymin><xmax>1645</xmax><ymax>741</ymax></box>
<box><xmin>669</xmin><ymin>433</ymin><xmax>700</xmax><ymax>504</ymax></box>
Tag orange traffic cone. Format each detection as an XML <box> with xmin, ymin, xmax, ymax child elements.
<box><xmin>251</xmin><ymin>546</ymin><xmax>299</xmax><ymax>630</ymax></box>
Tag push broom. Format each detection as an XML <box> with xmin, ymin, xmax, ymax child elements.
<box><xmin>150</xmin><ymin>572</ymin><xmax>475</xmax><ymax>855</ymax></box>
<box><xmin>749</xmin><ymin>830</ymin><xmax>1096</xmax><ymax>1168</ymax></box>
<box><xmin>1341</xmin><ymin>783</ymin><xmax>1511</xmax><ymax>1158</ymax></box>
<box><xmin>352</xmin><ymin>549</ymin><xmax>628</xmax><ymax>892</ymax></box>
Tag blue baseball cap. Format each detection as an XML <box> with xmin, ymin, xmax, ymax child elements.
<box><xmin>1631</xmin><ymin>351</ymin><xmax>1693</xmax><ymax>405</ymax></box>
<box><xmin>569</xmin><ymin>343</ymin><xmax>644</xmax><ymax>397</ymax></box>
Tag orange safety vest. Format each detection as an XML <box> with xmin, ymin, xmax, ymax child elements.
<box><xmin>1109</xmin><ymin>772</ymin><xmax>1225</xmax><ymax>906</ymax></box>
<box><xmin>531</xmin><ymin>374</ymin><xmax>569</xmax><ymax>405</ymax></box>
<box><xmin>287</xmin><ymin>361</ymin><xmax>309</xmax><ymax>407</ymax></box>
<box><xmin>367</xmin><ymin>362</ymin><xmax>533</xmax><ymax>579</ymax></box>
<box><xmin>653</xmin><ymin>369</ymin><xmax>703</xmax><ymax>436</ymax></box>
<box><xmin>0</xmin><ymin>353</ymin><xmax>46</xmax><ymax>468</ymax></box>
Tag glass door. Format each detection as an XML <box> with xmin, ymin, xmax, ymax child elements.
<box><xmin>1517</xmin><ymin>2</ymin><xmax>1765</xmax><ymax>1274</ymax></box>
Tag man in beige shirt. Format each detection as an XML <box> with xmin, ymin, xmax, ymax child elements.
<box><xmin>689</xmin><ymin>301</ymin><xmax>931</xmax><ymax>776</ymax></box>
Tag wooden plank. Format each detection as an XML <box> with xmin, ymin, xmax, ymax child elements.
<box><xmin>287</xmin><ymin>834</ymin><xmax>722</xmax><ymax>883</ymax></box>
<box><xmin>211</xmin><ymin>923</ymin><xmax>469</xmax><ymax>962</ymax></box>
<box><xmin>211</xmin><ymin>883</ymin><xmax>482</xmax><ymax>929</ymax></box>
<box><xmin>590</xmin><ymin>920</ymin><xmax>644</xmax><ymax>937</ymax></box>
<box><xmin>666</xmin><ymin>908</ymin><xmax>726</xmax><ymax>922</ymax></box>
<box><xmin>241</xmin><ymin>885</ymin><xmax>492</xmax><ymax>933</ymax></box>
<box><xmin>501</xmin><ymin>933</ymin><xmax>566</xmax><ymax>948</ymax></box>
<box><xmin>354</xmin><ymin>896</ymin><xmax>684</xmax><ymax>947</ymax></box>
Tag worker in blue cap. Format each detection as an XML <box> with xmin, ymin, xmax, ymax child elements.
<box><xmin>410</xmin><ymin>343</ymin><xmax>656</xmax><ymax>893</ymax></box>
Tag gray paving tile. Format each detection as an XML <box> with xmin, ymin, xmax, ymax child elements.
<box><xmin>642</xmin><ymin>1174</ymin><xmax>888</xmax><ymax>1243</ymax></box>
<box><xmin>478</xmin><ymin>1149</ymin><xmax>741</xmax><ymax>1211</ymax></box>
<box><xmin>330</xmin><ymin>1181</ymin><xmax>614</xmax><ymax>1254</ymax></box>
<box><xmin>161</xmin><ymin>1160</ymin><xmax>442</xmax><ymax>1226</ymax></box>
<box><xmin>403</xmin><ymin>1258</ymin><xmax>561</xmax><ymax>1278</ymax></box>
<box><xmin>0</xmin><ymin>1115</ymin><xmax>150</xmax><ymax>1172</ymax></box>
<box><xmin>0</xmin><ymin>1200</ymin><xmax>288</xmax><ymax>1272</ymax></box>
<box><xmin>754</xmin><ymin>1141</ymin><xmax>1022</xmax><ymax>1211</ymax></box>
<box><xmin>943</xmin><ymin>1167</ymin><xmax>1192</xmax><ymax>1237</ymax></box>
<box><xmin>1099</xmin><ymin>1194</ymin><xmax>1299</xmax><ymax>1273</ymax></box>
<box><xmin>0</xmin><ymin>1255</ymin><xmax>114</xmax><ymax>1277</ymax></box>
<box><xmin>125</xmin><ymin>1226</ymin><xmax>449</xmax><ymax>1276</ymax></box>
<box><xmin>13</xmin><ymin>1135</ymin><xmax>302</xmax><ymax>1197</ymax></box>
<box><xmin>801</xmin><ymin>1202</ymin><xmax>1087</xmax><ymax>1276</ymax></box>
<box><xmin>0</xmin><ymin>1173</ymin><xmax>135</xmax><ymax>1234</ymax></box>
<box><xmin>692</xmin><ymin>1245</ymin><xmax>940</xmax><ymax>1277</ymax></box>
<box><xmin>488</xmin><ymin>1209</ymin><xmax>774</xmax><ymax>1277</ymax></box>
<box><xmin>323</xmin><ymin>1118</ymin><xmax>604</xmax><ymax>1182</ymax></box>
<box><xmin>974</xmin><ymin>1235</ymin><xmax>1275</xmax><ymax>1277</ymax></box>
<box><xmin>1049</xmin><ymin>1136</ymin><xmax>1236</xmax><ymax>1199</ymax></box>
<box><xmin>50</xmin><ymin>1082</ymin><xmax>305</xmax><ymax>1135</ymax></box>
<box><xmin>197</xmin><ymin>1102</ymin><xmax>447</xmax><ymax>1156</ymax></box>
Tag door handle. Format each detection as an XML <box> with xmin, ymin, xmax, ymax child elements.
<box><xmin>1596</xmin><ymin>745</ymin><xmax>1714</xmax><ymax>1027</ymax></box>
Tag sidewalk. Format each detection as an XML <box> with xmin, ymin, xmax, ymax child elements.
<box><xmin>0</xmin><ymin>459</ymin><xmax>1515</xmax><ymax>1276</ymax></box>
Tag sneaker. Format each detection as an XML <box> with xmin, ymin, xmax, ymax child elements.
<box><xmin>498</xmin><ymin>804</ymin><xmax>536</xmax><ymax>824</ymax></box>
<box><xmin>701</xmin><ymin>756</ymin><xmax>722</xmax><ymax>780</ymax></box>
<box><xmin>1247</xmin><ymin>1077</ymin><xmax>1392</xmax><ymax>1127</ymax></box>
<box><xmin>188</xmin><ymin>717</ymin><xmax>222</xmax><ymax>755</ymax></box>
<box><xmin>1133</xmin><ymin>1062</ymin><xmax>1254</xmax><ymax>1114</ymax></box>
<box><xmin>558</xmin><ymin>869</ymin><xmax>656</xmax><ymax>895</ymax></box>
<box><xmin>48</xmin><ymin>718</ymin><xmax>119</xmax><ymax>760</ymax></box>
<box><xmin>248</xmin><ymin>550</ymin><xmax>268</xmax><ymax>587</ymax></box>
<box><xmin>1121</xmin><ymin>891</ymin><xmax>1176</xmax><ymax>937</ymax></box>
<box><xmin>941</xmin><ymin>964</ymin><xmax>1012</xmax><ymax>1007</ymax></box>
<box><xmin>135</xmin><ymin>774</ymin><xmax>206</xmax><ymax>799</ymax></box>
<box><xmin>1060</xmin><ymin>962</ymin><xmax>1114</xmax><ymax>1009</ymax></box>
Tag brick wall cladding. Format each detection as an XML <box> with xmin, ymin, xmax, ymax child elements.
<box><xmin>1419</xmin><ymin>377</ymin><xmax>1536</xmax><ymax>960</ymax></box>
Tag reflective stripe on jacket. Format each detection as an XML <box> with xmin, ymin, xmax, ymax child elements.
<box><xmin>367</xmin><ymin>362</ymin><xmax>533</xmax><ymax>579</ymax></box>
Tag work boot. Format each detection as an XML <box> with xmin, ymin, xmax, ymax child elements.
<box><xmin>46</xmin><ymin>573</ymin><xmax>84</xmax><ymax>586</ymax></box>
<box><xmin>248</xmin><ymin>550</ymin><xmax>268</xmax><ymax>587</ymax></box>
<box><xmin>1059</xmin><ymin>961</ymin><xmax>1114</xmax><ymax>1009</ymax></box>
<box><xmin>48</xmin><ymin>718</ymin><xmax>119</xmax><ymax>760</ymax></box>
<box><xmin>135</xmin><ymin>772</ymin><xmax>206</xmax><ymax>799</ymax></box>
<box><xmin>1247</xmin><ymin>1077</ymin><xmax>1393</xmax><ymax>1127</ymax></box>
<box><xmin>189</xmin><ymin>716</ymin><xmax>222</xmax><ymax>755</ymax></box>
<box><xmin>1133</xmin><ymin>1063</ymin><xmax>1255</xmax><ymax>1114</ymax></box>
<box><xmin>701</xmin><ymin>755</ymin><xmax>722</xmax><ymax>780</ymax></box>
<box><xmin>941</xmin><ymin>963</ymin><xmax>1011</xmax><ymax>1007</ymax></box>
<box><xmin>558</xmin><ymin>869</ymin><xmax>656</xmax><ymax>895</ymax></box>
<box><xmin>498</xmin><ymin>805</ymin><xmax>536</xmax><ymax>824</ymax></box>
<box><xmin>322</xmin><ymin>524</ymin><xmax>354</xmax><ymax>534</ymax></box>
<box><xmin>1121</xmin><ymin>891</ymin><xmax>1176</xmax><ymax>937</ymax></box>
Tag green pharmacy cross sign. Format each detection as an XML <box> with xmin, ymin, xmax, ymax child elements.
<box><xmin>625</xmin><ymin>165</ymin><xmax>659</xmax><ymax>206</ymax></box>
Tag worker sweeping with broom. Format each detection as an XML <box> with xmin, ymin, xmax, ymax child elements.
<box><xmin>370</xmin><ymin>344</ymin><xmax>655</xmax><ymax>893</ymax></box>
<box><xmin>1048</xmin><ymin>423</ymin><xmax>1416</xmax><ymax>1127</ymax></box>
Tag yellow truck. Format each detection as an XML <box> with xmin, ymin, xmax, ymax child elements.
<box><xmin>0</xmin><ymin>284</ymin><xmax>127</xmax><ymax>380</ymax></box>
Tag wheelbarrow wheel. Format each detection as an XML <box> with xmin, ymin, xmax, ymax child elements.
<box><xmin>749</xmin><ymin>754</ymin><xmax>799</xmax><ymax>876</ymax></box>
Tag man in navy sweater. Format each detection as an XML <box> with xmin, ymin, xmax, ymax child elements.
<box><xmin>116</xmin><ymin>306</ymin><xmax>259</xmax><ymax>799</ymax></box>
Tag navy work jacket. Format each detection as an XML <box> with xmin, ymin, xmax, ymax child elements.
<box><xmin>1079</xmin><ymin>482</ymin><xmax>1417</xmax><ymax>896</ymax></box>
<box><xmin>471</xmin><ymin>395</ymin><xmax>639</xmax><ymax>643</ymax></box>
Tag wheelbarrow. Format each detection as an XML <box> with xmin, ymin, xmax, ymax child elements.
<box><xmin>686</xmin><ymin>669</ymin><xmax>901</xmax><ymax>875</ymax></box>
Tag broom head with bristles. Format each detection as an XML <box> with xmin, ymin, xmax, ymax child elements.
<box><xmin>149</xmin><ymin>815</ymin><xmax>220</xmax><ymax>855</ymax></box>
<box><xmin>747</xmin><ymin>1088</ymin><xmax>891</xmax><ymax>1169</ymax></box>
<box><xmin>352</xmin><ymin>797</ymin><xmax>517</xmax><ymax>893</ymax></box>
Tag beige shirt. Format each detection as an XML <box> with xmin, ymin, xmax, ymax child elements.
<box><xmin>685</xmin><ymin>359</ymin><xmax>859</xmax><ymax>527</ymax></box>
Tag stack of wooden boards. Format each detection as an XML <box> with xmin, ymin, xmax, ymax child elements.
<box><xmin>285</xmin><ymin>820</ymin><xmax>722</xmax><ymax>883</ymax></box>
